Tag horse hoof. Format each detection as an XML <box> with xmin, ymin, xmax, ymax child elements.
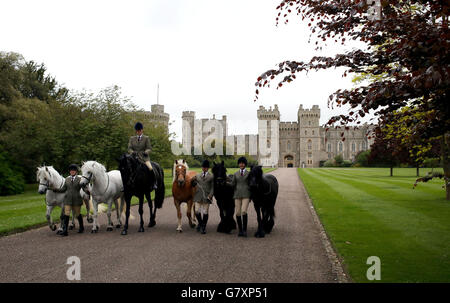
<box><xmin>87</xmin><ymin>218</ymin><xmax>94</xmax><ymax>223</ymax></box>
<box><xmin>148</xmin><ymin>221</ymin><xmax>156</xmax><ymax>228</ymax></box>
<box><xmin>50</xmin><ymin>225</ymin><xmax>57</xmax><ymax>231</ymax></box>
<box><xmin>56</xmin><ymin>230</ymin><xmax>62</xmax><ymax>235</ymax></box>
<box><xmin>69</xmin><ymin>225</ymin><xmax>74</xmax><ymax>230</ymax></box>
<box><xmin>91</xmin><ymin>229</ymin><xmax>98</xmax><ymax>234</ymax></box>
<box><xmin>116</xmin><ymin>224</ymin><xmax>121</xmax><ymax>229</ymax></box>
<box><xmin>121</xmin><ymin>230</ymin><xmax>127</xmax><ymax>235</ymax></box>
<box><xmin>177</xmin><ymin>229</ymin><xmax>183</xmax><ymax>233</ymax></box>
<box><xmin>106</xmin><ymin>227</ymin><xmax>113</xmax><ymax>232</ymax></box>
<box><xmin>138</xmin><ymin>227</ymin><xmax>144</xmax><ymax>232</ymax></box>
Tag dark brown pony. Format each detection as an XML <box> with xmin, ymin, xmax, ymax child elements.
<box><xmin>172</xmin><ymin>159</ymin><xmax>197</xmax><ymax>232</ymax></box>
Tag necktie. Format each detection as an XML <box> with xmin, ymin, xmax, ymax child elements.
<box><xmin>138</xmin><ymin>136</ymin><xmax>141</xmax><ymax>142</ymax></box>
<box><xmin>202</xmin><ymin>172</ymin><xmax>205</xmax><ymax>178</ymax></box>
<box><xmin>241</xmin><ymin>170</ymin><xmax>243</xmax><ymax>176</ymax></box>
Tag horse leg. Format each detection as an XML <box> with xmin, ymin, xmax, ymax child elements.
<box><xmin>146</xmin><ymin>192</ymin><xmax>156</xmax><ymax>227</ymax></box>
<box><xmin>46</xmin><ymin>205</ymin><xmax>57</xmax><ymax>231</ymax></box>
<box><xmin>254</xmin><ymin>205</ymin><xmax>265</xmax><ymax>238</ymax></box>
<box><xmin>187</xmin><ymin>199</ymin><xmax>195</xmax><ymax>228</ymax></box>
<box><xmin>85</xmin><ymin>197</ymin><xmax>93</xmax><ymax>223</ymax></box>
<box><xmin>138</xmin><ymin>197</ymin><xmax>144</xmax><ymax>232</ymax></box>
<box><xmin>121</xmin><ymin>196</ymin><xmax>131</xmax><ymax>235</ymax></box>
<box><xmin>106</xmin><ymin>200</ymin><xmax>114</xmax><ymax>231</ymax></box>
<box><xmin>56</xmin><ymin>206</ymin><xmax>64</xmax><ymax>234</ymax></box>
<box><xmin>114</xmin><ymin>198</ymin><xmax>122</xmax><ymax>228</ymax></box>
<box><xmin>174</xmin><ymin>200</ymin><xmax>182</xmax><ymax>232</ymax></box>
<box><xmin>91</xmin><ymin>200</ymin><xmax>99</xmax><ymax>233</ymax></box>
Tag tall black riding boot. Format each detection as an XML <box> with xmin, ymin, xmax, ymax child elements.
<box><xmin>195</xmin><ymin>213</ymin><xmax>202</xmax><ymax>232</ymax></box>
<box><xmin>77</xmin><ymin>214</ymin><xmax>84</xmax><ymax>233</ymax></box>
<box><xmin>236</xmin><ymin>216</ymin><xmax>243</xmax><ymax>237</ymax></box>
<box><xmin>201</xmin><ymin>214</ymin><xmax>208</xmax><ymax>234</ymax></box>
<box><xmin>60</xmin><ymin>215</ymin><xmax>69</xmax><ymax>236</ymax></box>
<box><xmin>242</xmin><ymin>214</ymin><xmax>248</xmax><ymax>237</ymax></box>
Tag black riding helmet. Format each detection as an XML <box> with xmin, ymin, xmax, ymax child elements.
<box><xmin>237</xmin><ymin>156</ymin><xmax>247</xmax><ymax>166</ymax></box>
<box><xmin>202</xmin><ymin>160</ymin><xmax>210</xmax><ymax>168</ymax></box>
<box><xmin>134</xmin><ymin>122</ymin><xmax>143</xmax><ymax>130</ymax></box>
<box><xmin>68</xmin><ymin>164</ymin><xmax>78</xmax><ymax>171</ymax></box>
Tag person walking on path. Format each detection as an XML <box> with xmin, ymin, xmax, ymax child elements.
<box><xmin>191</xmin><ymin>160</ymin><xmax>214</xmax><ymax>234</ymax></box>
<box><xmin>229</xmin><ymin>157</ymin><xmax>251</xmax><ymax>237</ymax></box>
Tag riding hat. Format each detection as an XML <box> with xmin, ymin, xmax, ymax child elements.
<box><xmin>237</xmin><ymin>156</ymin><xmax>247</xmax><ymax>166</ymax></box>
<box><xmin>68</xmin><ymin>164</ymin><xmax>79</xmax><ymax>171</ymax></box>
<box><xmin>134</xmin><ymin>122</ymin><xmax>144</xmax><ymax>130</ymax></box>
<box><xmin>201</xmin><ymin>160</ymin><xmax>210</xmax><ymax>168</ymax></box>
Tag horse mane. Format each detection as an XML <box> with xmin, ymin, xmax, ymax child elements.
<box><xmin>36</xmin><ymin>166</ymin><xmax>61</xmax><ymax>182</ymax></box>
<box><xmin>81</xmin><ymin>160</ymin><xmax>106</xmax><ymax>176</ymax></box>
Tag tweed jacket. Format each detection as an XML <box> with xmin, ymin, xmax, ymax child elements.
<box><xmin>229</xmin><ymin>169</ymin><xmax>251</xmax><ymax>199</ymax></box>
<box><xmin>52</xmin><ymin>176</ymin><xmax>83</xmax><ymax>206</ymax></box>
<box><xmin>192</xmin><ymin>171</ymin><xmax>214</xmax><ymax>203</ymax></box>
<box><xmin>128</xmin><ymin>135</ymin><xmax>152</xmax><ymax>162</ymax></box>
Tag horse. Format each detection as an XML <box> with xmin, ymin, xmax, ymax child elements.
<box><xmin>211</xmin><ymin>161</ymin><xmax>236</xmax><ymax>233</ymax></box>
<box><xmin>117</xmin><ymin>153</ymin><xmax>165</xmax><ymax>235</ymax></box>
<box><xmin>37</xmin><ymin>166</ymin><xmax>93</xmax><ymax>232</ymax></box>
<box><xmin>248</xmin><ymin>165</ymin><xmax>278</xmax><ymax>238</ymax></box>
<box><xmin>79</xmin><ymin>161</ymin><xmax>125</xmax><ymax>233</ymax></box>
<box><xmin>172</xmin><ymin>159</ymin><xmax>197</xmax><ymax>232</ymax></box>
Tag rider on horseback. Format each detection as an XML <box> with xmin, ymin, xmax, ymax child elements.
<box><xmin>128</xmin><ymin>122</ymin><xmax>158</xmax><ymax>190</ymax></box>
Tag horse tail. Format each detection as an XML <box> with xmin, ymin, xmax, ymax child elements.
<box><xmin>155</xmin><ymin>164</ymin><xmax>165</xmax><ymax>209</ymax></box>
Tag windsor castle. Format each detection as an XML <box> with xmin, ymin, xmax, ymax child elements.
<box><xmin>147</xmin><ymin>103</ymin><xmax>374</xmax><ymax>168</ymax></box>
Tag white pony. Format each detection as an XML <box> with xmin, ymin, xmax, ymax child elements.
<box><xmin>36</xmin><ymin>166</ymin><xmax>92</xmax><ymax>232</ymax></box>
<box><xmin>79</xmin><ymin>161</ymin><xmax>125</xmax><ymax>233</ymax></box>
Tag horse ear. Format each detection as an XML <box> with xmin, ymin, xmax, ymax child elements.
<box><xmin>45</xmin><ymin>167</ymin><xmax>49</xmax><ymax>172</ymax></box>
<box><xmin>175</xmin><ymin>159</ymin><xmax>178</xmax><ymax>164</ymax></box>
<box><xmin>182</xmin><ymin>159</ymin><xmax>185</xmax><ymax>164</ymax></box>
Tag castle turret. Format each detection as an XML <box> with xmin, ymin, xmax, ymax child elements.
<box><xmin>257</xmin><ymin>105</ymin><xmax>280</xmax><ymax>167</ymax></box>
<box><xmin>298</xmin><ymin>104</ymin><xmax>321</xmax><ymax>168</ymax></box>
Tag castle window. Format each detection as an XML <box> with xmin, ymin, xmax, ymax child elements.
<box><xmin>362</xmin><ymin>141</ymin><xmax>366</xmax><ymax>150</ymax></box>
<box><xmin>352</xmin><ymin>142</ymin><xmax>356</xmax><ymax>152</ymax></box>
<box><xmin>305</xmin><ymin>130</ymin><xmax>307</xmax><ymax>136</ymax></box>
<box><xmin>308</xmin><ymin>140</ymin><xmax>312</xmax><ymax>150</ymax></box>
<box><xmin>308</xmin><ymin>152</ymin><xmax>312</xmax><ymax>158</ymax></box>
<box><xmin>312</xmin><ymin>130</ymin><xmax>315</xmax><ymax>135</ymax></box>
<box><xmin>309</xmin><ymin>121</ymin><xmax>311</xmax><ymax>126</ymax></box>
<box><xmin>287</xmin><ymin>141</ymin><xmax>291</xmax><ymax>150</ymax></box>
<box><xmin>339</xmin><ymin>141</ymin><xmax>343</xmax><ymax>152</ymax></box>
<box><xmin>327</xmin><ymin>143</ymin><xmax>331</xmax><ymax>152</ymax></box>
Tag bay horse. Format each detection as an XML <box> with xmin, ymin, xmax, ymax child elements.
<box><xmin>172</xmin><ymin>159</ymin><xmax>197</xmax><ymax>232</ymax></box>
<box><xmin>117</xmin><ymin>153</ymin><xmax>165</xmax><ymax>235</ymax></box>
<box><xmin>248</xmin><ymin>166</ymin><xmax>278</xmax><ymax>238</ymax></box>
<box><xmin>211</xmin><ymin>161</ymin><xmax>236</xmax><ymax>233</ymax></box>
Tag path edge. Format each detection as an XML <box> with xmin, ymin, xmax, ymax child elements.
<box><xmin>296</xmin><ymin>170</ymin><xmax>351</xmax><ymax>283</ymax></box>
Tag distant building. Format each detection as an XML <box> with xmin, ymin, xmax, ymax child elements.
<box><xmin>145</xmin><ymin>104</ymin><xmax>169</xmax><ymax>134</ymax></box>
<box><xmin>181</xmin><ymin>104</ymin><xmax>375</xmax><ymax>168</ymax></box>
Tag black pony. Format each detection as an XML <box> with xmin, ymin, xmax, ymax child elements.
<box><xmin>248</xmin><ymin>166</ymin><xmax>278</xmax><ymax>238</ymax></box>
<box><xmin>211</xmin><ymin>161</ymin><xmax>236</xmax><ymax>233</ymax></box>
<box><xmin>117</xmin><ymin>153</ymin><xmax>165</xmax><ymax>235</ymax></box>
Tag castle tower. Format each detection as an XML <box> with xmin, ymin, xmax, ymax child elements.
<box><xmin>257</xmin><ymin>105</ymin><xmax>280</xmax><ymax>167</ymax></box>
<box><xmin>298</xmin><ymin>104</ymin><xmax>321</xmax><ymax>168</ymax></box>
<box><xmin>146</xmin><ymin>104</ymin><xmax>170</xmax><ymax>133</ymax></box>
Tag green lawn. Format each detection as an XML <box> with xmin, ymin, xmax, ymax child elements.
<box><xmin>298</xmin><ymin>167</ymin><xmax>449</xmax><ymax>283</ymax></box>
<box><xmin>0</xmin><ymin>167</ymin><xmax>275</xmax><ymax>236</ymax></box>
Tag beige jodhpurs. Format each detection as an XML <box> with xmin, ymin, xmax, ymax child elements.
<box><xmin>195</xmin><ymin>202</ymin><xmax>210</xmax><ymax>215</ymax></box>
<box><xmin>145</xmin><ymin>160</ymin><xmax>153</xmax><ymax>171</ymax></box>
<box><xmin>64</xmin><ymin>205</ymin><xmax>81</xmax><ymax>217</ymax></box>
<box><xmin>235</xmin><ymin>198</ymin><xmax>250</xmax><ymax>216</ymax></box>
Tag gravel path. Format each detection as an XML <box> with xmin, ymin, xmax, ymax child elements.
<box><xmin>0</xmin><ymin>168</ymin><xmax>343</xmax><ymax>282</ymax></box>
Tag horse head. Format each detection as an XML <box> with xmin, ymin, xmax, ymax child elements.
<box><xmin>174</xmin><ymin>160</ymin><xmax>187</xmax><ymax>187</ymax></box>
<box><xmin>80</xmin><ymin>160</ymin><xmax>106</xmax><ymax>187</ymax></box>
<box><xmin>212</xmin><ymin>160</ymin><xmax>227</xmax><ymax>187</ymax></box>
<box><xmin>118</xmin><ymin>154</ymin><xmax>139</xmax><ymax>188</ymax></box>
<box><xmin>36</xmin><ymin>166</ymin><xmax>61</xmax><ymax>194</ymax></box>
<box><xmin>248</xmin><ymin>165</ymin><xmax>264</xmax><ymax>190</ymax></box>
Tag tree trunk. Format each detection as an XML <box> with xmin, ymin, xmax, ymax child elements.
<box><xmin>416</xmin><ymin>166</ymin><xmax>419</xmax><ymax>177</ymax></box>
<box><xmin>442</xmin><ymin>133</ymin><xmax>450</xmax><ymax>201</ymax></box>
<box><xmin>390</xmin><ymin>166</ymin><xmax>393</xmax><ymax>177</ymax></box>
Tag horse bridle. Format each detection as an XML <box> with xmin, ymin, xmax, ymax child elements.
<box><xmin>40</xmin><ymin>177</ymin><xmax>64</xmax><ymax>191</ymax></box>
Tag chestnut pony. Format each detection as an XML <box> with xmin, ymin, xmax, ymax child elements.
<box><xmin>172</xmin><ymin>159</ymin><xmax>197</xmax><ymax>232</ymax></box>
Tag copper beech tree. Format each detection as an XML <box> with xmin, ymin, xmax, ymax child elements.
<box><xmin>255</xmin><ymin>0</ymin><xmax>449</xmax><ymax>199</ymax></box>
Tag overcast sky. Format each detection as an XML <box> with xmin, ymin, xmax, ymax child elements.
<box><xmin>1</xmin><ymin>0</ymin><xmax>366</xmax><ymax>140</ymax></box>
